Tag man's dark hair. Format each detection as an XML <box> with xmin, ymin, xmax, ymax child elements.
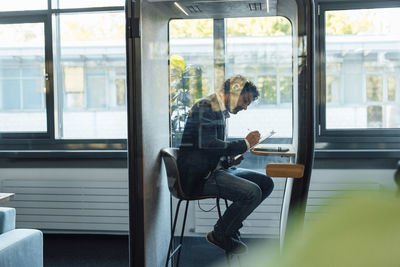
<box><xmin>223</xmin><ymin>77</ymin><xmax>259</xmax><ymax>101</ymax></box>
<box><xmin>241</xmin><ymin>80</ymin><xmax>259</xmax><ymax>101</ymax></box>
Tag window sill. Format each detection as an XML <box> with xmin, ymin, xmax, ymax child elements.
<box><xmin>0</xmin><ymin>150</ymin><xmax>128</xmax><ymax>168</ymax></box>
<box><xmin>0</xmin><ymin>150</ymin><xmax>127</xmax><ymax>159</ymax></box>
<box><xmin>315</xmin><ymin>149</ymin><xmax>400</xmax><ymax>159</ymax></box>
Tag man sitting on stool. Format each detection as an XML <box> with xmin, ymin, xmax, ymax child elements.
<box><xmin>178</xmin><ymin>75</ymin><xmax>274</xmax><ymax>254</ymax></box>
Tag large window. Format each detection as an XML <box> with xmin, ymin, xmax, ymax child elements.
<box><xmin>0</xmin><ymin>2</ymin><xmax>126</xmax><ymax>149</ymax></box>
<box><xmin>0</xmin><ymin>0</ymin><xmax>47</xmax><ymax>12</ymax></box>
<box><xmin>318</xmin><ymin>4</ymin><xmax>400</xmax><ymax>144</ymax></box>
<box><xmin>0</xmin><ymin>22</ymin><xmax>46</xmax><ymax>132</ymax></box>
<box><xmin>52</xmin><ymin>0</ymin><xmax>124</xmax><ymax>9</ymax></box>
<box><xmin>54</xmin><ymin>12</ymin><xmax>126</xmax><ymax>139</ymax></box>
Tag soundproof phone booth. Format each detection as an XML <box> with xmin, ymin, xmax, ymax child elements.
<box><xmin>126</xmin><ymin>0</ymin><xmax>314</xmax><ymax>266</ymax></box>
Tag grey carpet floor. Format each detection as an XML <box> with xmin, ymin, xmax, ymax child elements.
<box><xmin>44</xmin><ymin>234</ymin><xmax>277</xmax><ymax>267</ymax></box>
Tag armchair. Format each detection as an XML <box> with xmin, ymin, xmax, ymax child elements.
<box><xmin>0</xmin><ymin>207</ymin><xmax>43</xmax><ymax>267</ymax></box>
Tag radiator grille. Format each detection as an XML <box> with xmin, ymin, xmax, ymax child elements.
<box><xmin>0</xmin><ymin>179</ymin><xmax>129</xmax><ymax>233</ymax></box>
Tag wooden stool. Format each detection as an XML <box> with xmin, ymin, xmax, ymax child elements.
<box><xmin>161</xmin><ymin>148</ymin><xmax>233</xmax><ymax>267</ymax></box>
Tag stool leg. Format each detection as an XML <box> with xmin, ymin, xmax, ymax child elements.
<box><xmin>216</xmin><ymin>198</ymin><xmax>232</xmax><ymax>267</ymax></box>
<box><xmin>224</xmin><ymin>198</ymin><xmax>243</xmax><ymax>267</ymax></box>
<box><xmin>216</xmin><ymin>198</ymin><xmax>222</xmax><ymax>218</ymax></box>
<box><xmin>166</xmin><ymin>199</ymin><xmax>183</xmax><ymax>267</ymax></box>
<box><xmin>175</xmin><ymin>200</ymin><xmax>190</xmax><ymax>267</ymax></box>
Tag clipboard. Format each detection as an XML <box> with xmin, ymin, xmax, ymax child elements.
<box><xmin>233</xmin><ymin>130</ymin><xmax>276</xmax><ymax>160</ymax></box>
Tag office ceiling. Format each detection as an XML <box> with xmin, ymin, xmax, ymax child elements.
<box><xmin>146</xmin><ymin>0</ymin><xmax>278</xmax><ymax>18</ymax></box>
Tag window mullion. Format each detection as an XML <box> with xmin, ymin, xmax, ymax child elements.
<box><xmin>52</xmin><ymin>13</ymin><xmax>64</xmax><ymax>139</ymax></box>
<box><xmin>44</xmin><ymin>13</ymin><xmax>55</xmax><ymax>140</ymax></box>
<box><xmin>213</xmin><ymin>19</ymin><xmax>225</xmax><ymax>91</ymax></box>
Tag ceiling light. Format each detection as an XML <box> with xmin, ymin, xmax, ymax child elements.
<box><xmin>174</xmin><ymin>2</ymin><xmax>189</xmax><ymax>16</ymax></box>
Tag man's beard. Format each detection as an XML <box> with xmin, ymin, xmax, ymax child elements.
<box><xmin>232</xmin><ymin>106</ymin><xmax>242</xmax><ymax>114</ymax></box>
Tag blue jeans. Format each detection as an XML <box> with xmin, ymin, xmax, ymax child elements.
<box><xmin>202</xmin><ymin>167</ymin><xmax>274</xmax><ymax>236</ymax></box>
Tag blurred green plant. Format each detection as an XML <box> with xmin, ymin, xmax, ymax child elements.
<box><xmin>170</xmin><ymin>54</ymin><xmax>206</xmax><ymax>147</ymax></box>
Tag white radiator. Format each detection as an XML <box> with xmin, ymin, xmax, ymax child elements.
<box><xmin>0</xmin><ymin>178</ymin><xmax>129</xmax><ymax>233</ymax></box>
<box><xmin>195</xmin><ymin>177</ymin><xmax>381</xmax><ymax>237</ymax></box>
<box><xmin>305</xmin><ymin>181</ymin><xmax>380</xmax><ymax>221</ymax></box>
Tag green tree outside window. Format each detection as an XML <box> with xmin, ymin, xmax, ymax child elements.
<box><xmin>258</xmin><ymin>76</ymin><xmax>277</xmax><ymax>104</ymax></box>
<box><xmin>279</xmin><ymin>76</ymin><xmax>292</xmax><ymax>103</ymax></box>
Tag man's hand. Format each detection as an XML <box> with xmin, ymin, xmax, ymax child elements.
<box><xmin>245</xmin><ymin>130</ymin><xmax>261</xmax><ymax>148</ymax></box>
<box><xmin>230</xmin><ymin>155</ymin><xmax>244</xmax><ymax>166</ymax></box>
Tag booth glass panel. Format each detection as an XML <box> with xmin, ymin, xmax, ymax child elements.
<box><xmin>168</xmin><ymin>16</ymin><xmax>294</xmax><ymax>237</ymax></box>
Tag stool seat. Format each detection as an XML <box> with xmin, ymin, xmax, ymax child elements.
<box><xmin>266</xmin><ymin>163</ymin><xmax>304</xmax><ymax>178</ymax></box>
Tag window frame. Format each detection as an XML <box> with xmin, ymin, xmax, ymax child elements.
<box><xmin>0</xmin><ymin>15</ymin><xmax>53</xmax><ymax>140</ymax></box>
<box><xmin>316</xmin><ymin>1</ymin><xmax>400</xmax><ymax>150</ymax></box>
<box><xmin>0</xmin><ymin>4</ymin><xmax>127</xmax><ymax>153</ymax></box>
